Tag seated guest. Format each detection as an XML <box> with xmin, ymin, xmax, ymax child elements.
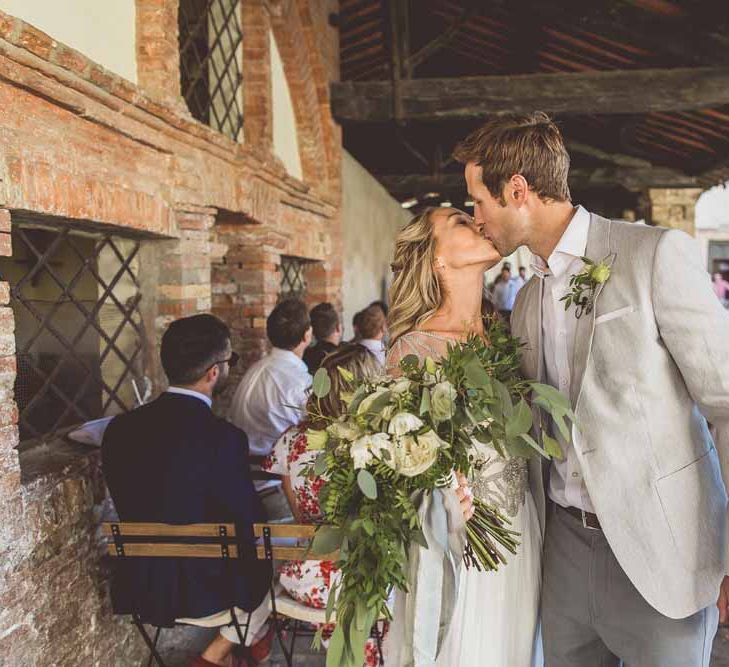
<box><xmin>102</xmin><ymin>314</ymin><xmax>272</xmax><ymax>667</ymax></box>
<box><xmin>228</xmin><ymin>298</ymin><xmax>312</xmax><ymax>521</ymax></box>
<box><xmin>263</xmin><ymin>344</ymin><xmax>385</xmax><ymax>666</ymax></box>
<box><xmin>303</xmin><ymin>302</ymin><xmax>342</xmax><ymax>374</ymax></box>
<box><xmin>357</xmin><ymin>304</ymin><xmax>387</xmax><ymax>368</ymax></box>
<box><xmin>350</xmin><ymin>309</ymin><xmax>364</xmax><ymax>342</ymax></box>
<box><xmin>368</xmin><ymin>299</ymin><xmax>389</xmax><ymax>318</ymax></box>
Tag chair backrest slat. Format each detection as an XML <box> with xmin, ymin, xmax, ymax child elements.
<box><xmin>252</xmin><ymin>523</ymin><xmax>317</xmax><ymax>539</ymax></box>
<box><xmin>102</xmin><ymin>522</ymin><xmax>236</xmax><ymax>538</ymax></box>
<box><xmin>255</xmin><ymin>544</ymin><xmax>338</xmax><ymax>561</ymax></box>
<box><xmin>106</xmin><ymin>543</ymin><xmax>239</xmax><ymax>559</ymax></box>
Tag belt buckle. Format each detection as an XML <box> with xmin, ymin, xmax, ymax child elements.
<box><xmin>581</xmin><ymin>509</ymin><xmax>600</xmax><ymax>531</ymax></box>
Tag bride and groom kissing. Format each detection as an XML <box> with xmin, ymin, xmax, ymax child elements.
<box><xmin>383</xmin><ymin>112</ymin><xmax>729</xmax><ymax>667</ymax></box>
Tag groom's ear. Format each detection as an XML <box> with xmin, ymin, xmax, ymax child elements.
<box><xmin>508</xmin><ymin>174</ymin><xmax>529</xmax><ymax>207</ymax></box>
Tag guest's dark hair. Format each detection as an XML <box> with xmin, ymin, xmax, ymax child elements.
<box><xmin>161</xmin><ymin>314</ymin><xmax>230</xmax><ymax>385</ymax></box>
<box><xmin>310</xmin><ymin>302</ymin><xmax>339</xmax><ymax>340</ymax></box>
<box><xmin>369</xmin><ymin>300</ymin><xmax>389</xmax><ymax>317</ymax></box>
<box><xmin>267</xmin><ymin>298</ymin><xmax>311</xmax><ymax>350</ymax></box>
<box><xmin>359</xmin><ymin>304</ymin><xmax>386</xmax><ymax>339</ymax></box>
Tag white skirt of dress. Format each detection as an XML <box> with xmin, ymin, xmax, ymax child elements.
<box><xmin>435</xmin><ymin>489</ymin><xmax>543</xmax><ymax>667</ymax></box>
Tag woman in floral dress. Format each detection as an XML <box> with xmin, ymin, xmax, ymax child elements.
<box><xmin>262</xmin><ymin>343</ymin><xmax>384</xmax><ymax>666</ymax></box>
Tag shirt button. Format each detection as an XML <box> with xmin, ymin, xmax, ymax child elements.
<box><xmin>572</xmin><ymin>472</ymin><xmax>580</xmax><ymax>478</ymax></box>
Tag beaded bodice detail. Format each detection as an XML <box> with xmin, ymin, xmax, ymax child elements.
<box><xmin>386</xmin><ymin>331</ymin><xmax>528</xmax><ymax>517</ymax></box>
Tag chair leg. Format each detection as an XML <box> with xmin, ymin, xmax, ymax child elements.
<box><xmin>373</xmin><ymin>621</ymin><xmax>384</xmax><ymax>667</ymax></box>
<box><xmin>132</xmin><ymin>616</ymin><xmax>166</xmax><ymax>667</ymax></box>
<box><xmin>229</xmin><ymin>607</ymin><xmax>250</xmax><ymax>647</ymax></box>
<box><xmin>269</xmin><ymin>584</ymin><xmax>292</xmax><ymax>667</ymax></box>
<box><xmin>146</xmin><ymin>626</ymin><xmax>162</xmax><ymax>667</ymax></box>
<box><xmin>288</xmin><ymin>618</ymin><xmax>298</xmax><ymax>659</ymax></box>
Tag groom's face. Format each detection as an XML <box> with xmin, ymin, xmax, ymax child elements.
<box><xmin>465</xmin><ymin>162</ymin><xmax>526</xmax><ymax>257</ymax></box>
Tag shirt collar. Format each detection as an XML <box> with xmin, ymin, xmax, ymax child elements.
<box><xmin>269</xmin><ymin>346</ymin><xmax>309</xmax><ymax>372</ymax></box>
<box><xmin>166</xmin><ymin>386</ymin><xmax>212</xmax><ymax>408</ymax></box>
<box><xmin>531</xmin><ymin>205</ymin><xmax>590</xmax><ymax>279</ymax></box>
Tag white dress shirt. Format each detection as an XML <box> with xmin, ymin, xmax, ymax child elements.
<box><xmin>227</xmin><ymin>348</ymin><xmax>312</xmax><ymax>490</ymax></box>
<box><xmin>531</xmin><ymin>205</ymin><xmax>595</xmax><ymax>512</ymax></box>
<box><xmin>166</xmin><ymin>386</ymin><xmax>212</xmax><ymax>408</ymax></box>
<box><xmin>359</xmin><ymin>338</ymin><xmax>386</xmax><ymax>368</ymax></box>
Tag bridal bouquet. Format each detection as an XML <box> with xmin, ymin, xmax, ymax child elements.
<box><xmin>305</xmin><ymin>318</ymin><xmax>573</xmax><ymax>666</ymax></box>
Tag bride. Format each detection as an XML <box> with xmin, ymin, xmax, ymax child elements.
<box><xmin>383</xmin><ymin>206</ymin><xmax>542</xmax><ymax>667</ymax></box>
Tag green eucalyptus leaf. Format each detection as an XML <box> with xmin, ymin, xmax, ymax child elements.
<box><xmin>506</xmin><ymin>398</ymin><xmax>533</xmax><ymax>439</ymax></box>
<box><xmin>543</xmin><ymin>433</ymin><xmax>564</xmax><ymax>460</ymax></box>
<box><xmin>493</xmin><ymin>379</ymin><xmax>513</xmax><ymax>417</ymax></box>
<box><xmin>337</xmin><ymin>366</ymin><xmax>355</xmax><ymax>383</ymax></box>
<box><xmin>464</xmin><ymin>357</ymin><xmax>491</xmax><ymax>389</ymax></box>
<box><xmin>313</xmin><ymin>367</ymin><xmax>332</xmax><ymax>398</ymax></box>
<box><xmin>325</xmin><ymin>578</ymin><xmax>339</xmax><ymax>622</ymax></box>
<box><xmin>419</xmin><ymin>386</ymin><xmax>431</xmax><ymax>416</ymax></box>
<box><xmin>313</xmin><ymin>453</ymin><xmax>329</xmax><ymax>476</ymax></box>
<box><xmin>325</xmin><ymin>625</ymin><xmax>346</xmax><ymax>667</ymax></box>
<box><xmin>357</xmin><ymin>468</ymin><xmax>378</xmax><ymax>499</ymax></box>
<box><xmin>401</xmin><ymin>354</ymin><xmax>419</xmax><ymax>369</ymax></box>
<box><xmin>519</xmin><ymin>432</ymin><xmax>547</xmax><ymax>457</ymax></box>
<box><xmin>348</xmin><ymin>385</ymin><xmax>368</xmax><ymax>414</ymax></box>
<box><xmin>554</xmin><ymin>413</ymin><xmax>571</xmax><ymax>441</ymax></box>
<box><xmin>311</xmin><ymin>525</ymin><xmax>343</xmax><ymax>556</ymax></box>
<box><xmin>412</xmin><ymin>527</ymin><xmax>428</xmax><ymax>548</ymax></box>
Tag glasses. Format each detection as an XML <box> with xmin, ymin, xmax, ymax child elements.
<box><xmin>207</xmin><ymin>350</ymin><xmax>239</xmax><ymax>372</ymax></box>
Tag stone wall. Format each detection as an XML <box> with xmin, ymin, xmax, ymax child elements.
<box><xmin>0</xmin><ymin>2</ymin><xmax>341</xmax><ymax>664</ymax></box>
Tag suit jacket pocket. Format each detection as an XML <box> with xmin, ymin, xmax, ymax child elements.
<box><xmin>655</xmin><ymin>448</ymin><xmax>727</xmax><ymax>571</ymax></box>
<box><xmin>594</xmin><ymin>305</ymin><xmax>635</xmax><ymax>325</ymax></box>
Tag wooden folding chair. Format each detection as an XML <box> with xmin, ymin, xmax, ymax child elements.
<box><xmin>103</xmin><ymin>521</ymin><xmax>252</xmax><ymax>667</ymax></box>
<box><xmin>253</xmin><ymin>523</ymin><xmax>385</xmax><ymax>667</ymax></box>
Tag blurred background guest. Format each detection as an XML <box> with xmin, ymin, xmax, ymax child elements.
<box><xmin>304</xmin><ymin>302</ymin><xmax>342</xmax><ymax>374</ymax></box>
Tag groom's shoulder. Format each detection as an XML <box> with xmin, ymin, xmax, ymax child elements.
<box><xmin>591</xmin><ymin>213</ymin><xmax>667</xmax><ymax>255</ymax></box>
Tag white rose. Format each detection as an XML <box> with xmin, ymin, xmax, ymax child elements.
<box><xmin>328</xmin><ymin>419</ymin><xmax>362</xmax><ymax>442</ymax></box>
<box><xmin>350</xmin><ymin>435</ymin><xmax>374</xmax><ymax>469</ymax></box>
<box><xmin>390</xmin><ymin>378</ymin><xmax>412</xmax><ymax>395</ymax></box>
<box><xmin>388</xmin><ymin>412</ymin><xmax>424</xmax><ymax>436</ymax></box>
<box><xmin>430</xmin><ymin>381</ymin><xmax>457</xmax><ymax>422</ymax></box>
<box><xmin>356</xmin><ymin>387</ymin><xmax>390</xmax><ymax>416</ymax></box>
<box><xmin>369</xmin><ymin>432</ymin><xmax>394</xmax><ymax>463</ymax></box>
<box><xmin>391</xmin><ymin>430</ymin><xmax>443</xmax><ymax>477</ymax></box>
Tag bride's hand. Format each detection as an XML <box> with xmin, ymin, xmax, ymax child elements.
<box><xmin>455</xmin><ymin>471</ymin><xmax>475</xmax><ymax>521</ymax></box>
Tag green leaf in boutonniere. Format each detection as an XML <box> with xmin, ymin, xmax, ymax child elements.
<box><xmin>560</xmin><ymin>254</ymin><xmax>615</xmax><ymax>319</ymax></box>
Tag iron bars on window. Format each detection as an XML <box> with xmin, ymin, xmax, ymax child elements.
<box><xmin>6</xmin><ymin>225</ymin><xmax>145</xmax><ymax>443</ymax></box>
<box><xmin>278</xmin><ymin>256</ymin><xmax>308</xmax><ymax>301</ymax></box>
<box><xmin>179</xmin><ymin>0</ymin><xmax>244</xmax><ymax>142</ymax></box>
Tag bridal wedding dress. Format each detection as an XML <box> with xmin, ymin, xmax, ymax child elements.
<box><xmin>384</xmin><ymin>330</ymin><xmax>543</xmax><ymax>667</ymax></box>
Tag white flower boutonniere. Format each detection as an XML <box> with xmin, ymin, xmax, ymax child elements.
<box><xmin>560</xmin><ymin>254</ymin><xmax>615</xmax><ymax>319</ymax></box>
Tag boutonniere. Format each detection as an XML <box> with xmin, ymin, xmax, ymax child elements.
<box><xmin>560</xmin><ymin>254</ymin><xmax>615</xmax><ymax>319</ymax></box>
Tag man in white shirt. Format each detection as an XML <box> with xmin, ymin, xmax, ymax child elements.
<box><xmin>228</xmin><ymin>298</ymin><xmax>313</xmax><ymax>522</ymax></box>
<box><xmin>356</xmin><ymin>303</ymin><xmax>387</xmax><ymax>368</ymax></box>
<box><xmin>457</xmin><ymin>112</ymin><xmax>729</xmax><ymax>667</ymax></box>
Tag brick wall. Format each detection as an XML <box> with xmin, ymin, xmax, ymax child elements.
<box><xmin>0</xmin><ymin>1</ymin><xmax>341</xmax><ymax>664</ymax></box>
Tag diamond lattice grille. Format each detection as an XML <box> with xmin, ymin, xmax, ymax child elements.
<box><xmin>2</xmin><ymin>225</ymin><xmax>146</xmax><ymax>443</ymax></box>
<box><xmin>179</xmin><ymin>0</ymin><xmax>244</xmax><ymax>141</ymax></box>
<box><xmin>278</xmin><ymin>256</ymin><xmax>307</xmax><ymax>301</ymax></box>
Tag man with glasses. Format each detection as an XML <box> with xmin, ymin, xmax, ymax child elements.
<box><xmin>102</xmin><ymin>314</ymin><xmax>272</xmax><ymax>667</ymax></box>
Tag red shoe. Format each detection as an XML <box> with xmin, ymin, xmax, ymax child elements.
<box><xmin>249</xmin><ymin>623</ymin><xmax>275</xmax><ymax>663</ymax></box>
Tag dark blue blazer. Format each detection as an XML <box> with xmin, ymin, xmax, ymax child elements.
<box><xmin>101</xmin><ymin>392</ymin><xmax>271</xmax><ymax>627</ymax></box>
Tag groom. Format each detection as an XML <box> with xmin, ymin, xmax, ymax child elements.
<box><xmin>454</xmin><ymin>113</ymin><xmax>729</xmax><ymax>666</ymax></box>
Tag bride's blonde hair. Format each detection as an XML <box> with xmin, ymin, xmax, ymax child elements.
<box><xmin>388</xmin><ymin>208</ymin><xmax>442</xmax><ymax>346</ymax></box>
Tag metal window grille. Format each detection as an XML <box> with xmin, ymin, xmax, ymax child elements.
<box><xmin>2</xmin><ymin>224</ymin><xmax>146</xmax><ymax>443</ymax></box>
<box><xmin>179</xmin><ymin>0</ymin><xmax>244</xmax><ymax>141</ymax></box>
<box><xmin>278</xmin><ymin>256</ymin><xmax>307</xmax><ymax>301</ymax></box>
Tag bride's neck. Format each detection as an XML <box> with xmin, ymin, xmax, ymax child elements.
<box><xmin>430</xmin><ymin>268</ymin><xmax>485</xmax><ymax>334</ymax></box>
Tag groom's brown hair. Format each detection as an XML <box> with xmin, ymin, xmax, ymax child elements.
<box><xmin>453</xmin><ymin>111</ymin><xmax>571</xmax><ymax>204</ymax></box>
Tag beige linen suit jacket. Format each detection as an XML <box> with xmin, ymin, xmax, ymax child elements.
<box><xmin>511</xmin><ymin>213</ymin><xmax>729</xmax><ymax>619</ymax></box>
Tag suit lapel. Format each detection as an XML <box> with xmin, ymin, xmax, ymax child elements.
<box><xmin>570</xmin><ymin>214</ymin><xmax>613</xmax><ymax>407</ymax></box>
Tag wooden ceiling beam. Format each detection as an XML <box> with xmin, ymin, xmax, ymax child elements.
<box><xmin>376</xmin><ymin>165</ymin><xmax>700</xmax><ymax>197</ymax></box>
<box><xmin>331</xmin><ymin>67</ymin><xmax>729</xmax><ymax>122</ymax></box>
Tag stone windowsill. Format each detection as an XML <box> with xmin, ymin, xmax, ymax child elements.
<box><xmin>16</xmin><ymin>429</ymin><xmax>101</xmax><ymax>484</ymax></box>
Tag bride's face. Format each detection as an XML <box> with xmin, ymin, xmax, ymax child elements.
<box><xmin>431</xmin><ymin>208</ymin><xmax>501</xmax><ymax>271</ymax></box>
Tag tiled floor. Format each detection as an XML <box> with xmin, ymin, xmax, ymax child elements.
<box><xmin>159</xmin><ymin>626</ymin><xmax>729</xmax><ymax>666</ymax></box>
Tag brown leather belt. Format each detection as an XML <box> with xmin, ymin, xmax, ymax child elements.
<box><xmin>559</xmin><ymin>504</ymin><xmax>602</xmax><ymax>531</ymax></box>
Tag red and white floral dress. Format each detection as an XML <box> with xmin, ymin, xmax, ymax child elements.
<box><xmin>263</xmin><ymin>425</ymin><xmax>384</xmax><ymax>667</ymax></box>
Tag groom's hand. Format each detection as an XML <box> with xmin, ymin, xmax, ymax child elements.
<box><xmin>717</xmin><ymin>576</ymin><xmax>729</xmax><ymax>635</ymax></box>
<box><xmin>455</xmin><ymin>471</ymin><xmax>475</xmax><ymax>521</ymax></box>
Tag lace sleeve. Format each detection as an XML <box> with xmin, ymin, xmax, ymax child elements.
<box><xmin>386</xmin><ymin>335</ymin><xmax>421</xmax><ymax>375</ymax></box>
